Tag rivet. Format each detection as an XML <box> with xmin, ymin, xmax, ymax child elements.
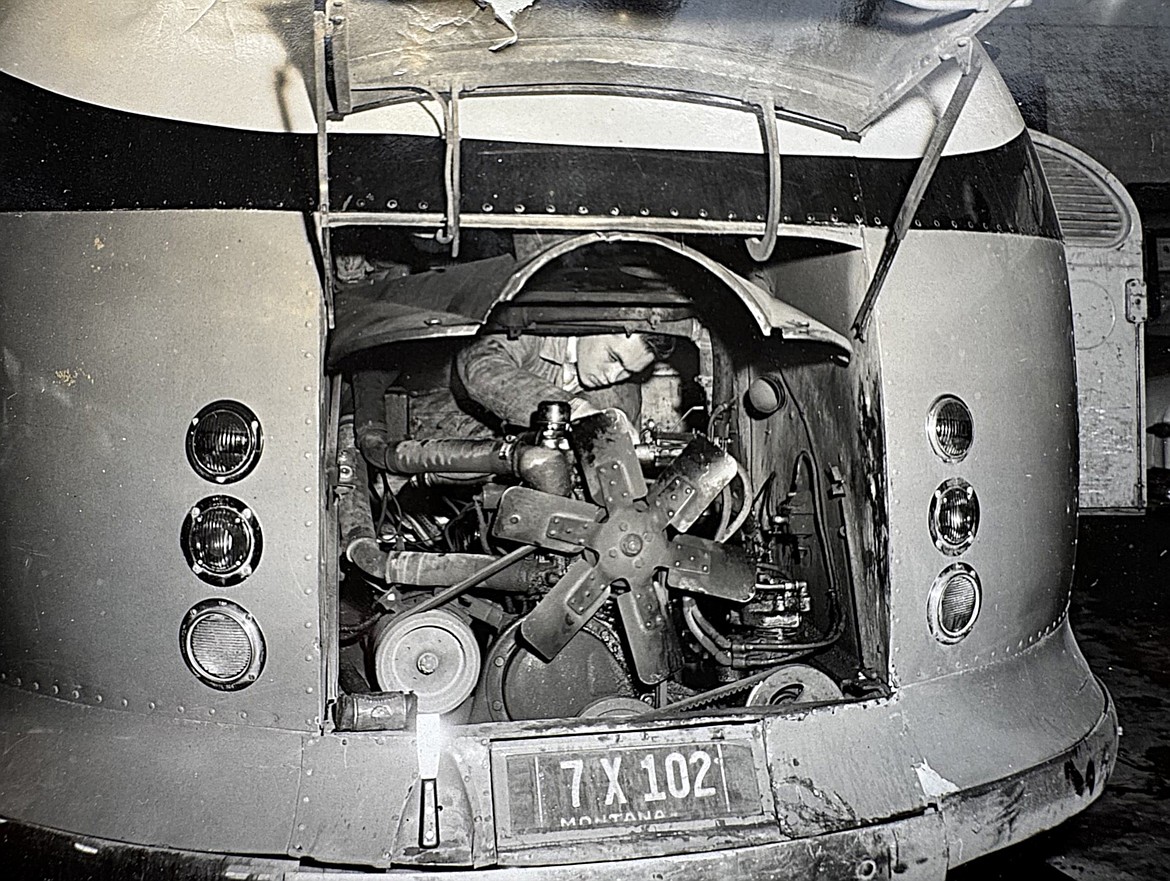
<box><xmin>95</xmin><ymin>694</ymin><xmax>103</xmax><ymax>704</ymax></box>
<box><xmin>577</xmin><ymin>206</ymin><xmax>589</xmax><ymax>215</ymax></box>
<box><xmin>209</xmin><ymin>708</ymin><xmax>216</xmax><ymax>715</ymax></box>
<box><xmin>514</xmin><ymin>204</ymin><xmax>525</xmax><ymax>213</ymax></box>
<box><xmin>698</xmin><ymin>208</ymin><xmax>709</xmax><ymax>218</ymax></box>
<box><xmin>545</xmin><ymin>204</ymin><xmax>556</xmax><ymax>213</ymax></box>
<box><xmin>639</xmin><ymin>208</ymin><xmax>649</xmax><ymax>216</ymax></box>
<box><xmin>177</xmin><ymin>705</ymin><xmax>185</xmax><ymax>714</ymax></box>
<box><xmin>387</xmin><ymin>199</ymin><xmax>398</xmax><ymax>209</ymax></box>
<box><xmin>609</xmin><ymin>207</ymin><xmax>620</xmax><ymax>216</ymax></box>
<box><xmin>482</xmin><ymin>203</ymin><xmax>494</xmax><ymax>212</ymax></box>
<box><xmin>418</xmin><ymin>201</ymin><xmax>429</xmax><ymax>210</ymax></box>
<box><xmin>148</xmin><ymin>701</ymin><xmax>156</xmax><ymax>710</ymax></box>
<box><xmin>669</xmin><ymin>208</ymin><xmax>679</xmax><ymax>217</ymax></box>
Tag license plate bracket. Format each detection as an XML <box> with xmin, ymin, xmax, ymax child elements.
<box><xmin>491</xmin><ymin>723</ymin><xmax>776</xmax><ymax>853</ymax></box>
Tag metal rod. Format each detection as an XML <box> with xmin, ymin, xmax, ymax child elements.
<box><xmin>851</xmin><ymin>51</ymin><xmax>983</xmax><ymax>341</ymax></box>
<box><xmin>397</xmin><ymin>544</ymin><xmax>538</xmax><ymax>620</ymax></box>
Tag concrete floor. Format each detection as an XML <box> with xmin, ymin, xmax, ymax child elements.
<box><xmin>952</xmin><ymin>515</ymin><xmax>1170</xmax><ymax>880</ymax></box>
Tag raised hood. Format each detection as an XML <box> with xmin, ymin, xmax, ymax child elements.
<box><xmin>0</xmin><ymin>1</ymin><xmax>1020</xmax><ymax>135</ymax></box>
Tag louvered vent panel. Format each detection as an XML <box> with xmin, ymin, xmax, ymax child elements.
<box><xmin>1036</xmin><ymin>148</ymin><xmax>1128</xmax><ymax>248</ymax></box>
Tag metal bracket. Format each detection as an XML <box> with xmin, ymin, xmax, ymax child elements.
<box><xmin>325</xmin><ymin>0</ymin><xmax>353</xmax><ymax>115</ymax></box>
<box><xmin>941</xmin><ymin>35</ymin><xmax>977</xmax><ymax>76</ymax></box>
<box><xmin>746</xmin><ymin>96</ymin><xmax>781</xmax><ymax>263</ymax></box>
<box><xmin>434</xmin><ymin>84</ymin><xmax>463</xmax><ymax>258</ymax></box>
<box><xmin>1126</xmin><ymin>278</ymin><xmax>1148</xmax><ymax>324</ymax></box>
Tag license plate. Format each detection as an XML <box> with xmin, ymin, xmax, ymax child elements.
<box><xmin>491</xmin><ymin>725</ymin><xmax>774</xmax><ymax>848</ymax></box>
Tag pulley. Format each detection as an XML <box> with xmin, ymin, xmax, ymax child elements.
<box><xmin>371</xmin><ymin>609</ymin><xmax>481</xmax><ymax>715</ymax></box>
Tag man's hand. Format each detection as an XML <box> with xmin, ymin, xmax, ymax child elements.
<box><xmin>568</xmin><ymin>397</ymin><xmax>602</xmax><ymax>420</ymax></box>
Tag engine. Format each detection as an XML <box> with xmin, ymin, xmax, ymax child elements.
<box><xmin>333</xmin><ymin>363</ymin><xmax>844</xmax><ymax>726</ymax></box>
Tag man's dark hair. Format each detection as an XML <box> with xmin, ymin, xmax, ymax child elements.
<box><xmin>640</xmin><ymin>332</ymin><xmax>676</xmax><ymax>361</ymax></box>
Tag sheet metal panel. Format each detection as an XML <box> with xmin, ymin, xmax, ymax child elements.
<box><xmin>0</xmin><ymin>210</ymin><xmax>324</xmax><ymax>731</ymax></box>
<box><xmin>0</xmin><ymin>686</ymin><xmax>302</xmax><ymax>854</ymax></box>
<box><xmin>875</xmin><ymin>231</ymin><xmax>1077</xmax><ymax>685</ymax></box>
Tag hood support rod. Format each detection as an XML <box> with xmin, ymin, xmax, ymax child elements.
<box><xmin>851</xmin><ymin>44</ymin><xmax>983</xmax><ymax>341</ymax></box>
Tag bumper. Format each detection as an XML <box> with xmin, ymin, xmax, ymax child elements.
<box><xmin>0</xmin><ymin>675</ymin><xmax>1117</xmax><ymax>881</ymax></box>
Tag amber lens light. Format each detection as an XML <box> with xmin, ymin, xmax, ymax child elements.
<box><xmin>187</xmin><ymin>401</ymin><xmax>263</xmax><ymax>483</ymax></box>
<box><xmin>181</xmin><ymin>600</ymin><xmax>265</xmax><ymax>690</ymax></box>
<box><xmin>181</xmin><ymin>496</ymin><xmax>262</xmax><ymax>586</ymax></box>
<box><xmin>930</xmin><ymin>478</ymin><xmax>979</xmax><ymax>555</ymax></box>
<box><xmin>927</xmin><ymin>396</ymin><xmax>973</xmax><ymax>463</ymax></box>
<box><xmin>928</xmin><ymin>563</ymin><xmax>981</xmax><ymax>643</ymax></box>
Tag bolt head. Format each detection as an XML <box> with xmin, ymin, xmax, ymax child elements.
<box><xmin>416</xmin><ymin>651</ymin><xmax>440</xmax><ymax>675</ymax></box>
<box><xmin>620</xmin><ymin>534</ymin><xmax>644</xmax><ymax>557</ymax></box>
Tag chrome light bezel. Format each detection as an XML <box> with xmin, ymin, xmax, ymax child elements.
<box><xmin>927</xmin><ymin>562</ymin><xmax>982</xmax><ymax>644</ymax></box>
<box><xmin>186</xmin><ymin>400</ymin><xmax>263</xmax><ymax>484</ymax></box>
<box><xmin>929</xmin><ymin>477</ymin><xmax>980</xmax><ymax>556</ymax></box>
<box><xmin>180</xmin><ymin>599</ymin><xmax>265</xmax><ymax>690</ymax></box>
<box><xmin>926</xmin><ymin>394</ymin><xmax>974</xmax><ymax>464</ymax></box>
<box><xmin>180</xmin><ymin>495</ymin><xmax>263</xmax><ymax>586</ymax></box>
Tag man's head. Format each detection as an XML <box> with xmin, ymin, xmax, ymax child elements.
<box><xmin>575</xmin><ymin>332</ymin><xmax>675</xmax><ymax>390</ymax></box>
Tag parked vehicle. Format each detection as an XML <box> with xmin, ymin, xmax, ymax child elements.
<box><xmin>0</xmin><ymin>2</ymin><xmax>1119</xmax><ymax>878</ymax></box>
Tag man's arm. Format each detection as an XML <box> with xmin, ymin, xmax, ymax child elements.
<box><xmin>455</xmin><ymin>335</ymin><xmax>570</xmax><ymax>428</ymax></box>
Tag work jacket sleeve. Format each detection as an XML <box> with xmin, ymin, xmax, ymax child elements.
<box><xmin>455</xmin><ymin>335</ymin><xmax>570</xmax><ymax>429</ymax></box>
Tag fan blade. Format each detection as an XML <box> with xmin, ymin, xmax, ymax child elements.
<box><xmin>492</xmin><ymin>487</ymin><xmax>602</xmax><ymax>554</ymax></box>
<box><xmin>573</xmin><ymin>409</ymin><xmax>648</xmax><ymax>509</ymax></box>
<box><xmin>663</xmin><ymin>533</ymin><xmax>756</xmax><ymax>602</ymax></box>
<box><xmin>520</xmin><ymin>559</ymin><xmax>612</xmax><ymax>662</ymax></box>
<box><xmin>616</xmin><ymin>584</ymin><xmax>683</xmax><ymax>685</ymax></box>
<box><xmin>647</xmin><ymin>436</ymin><xmax>738</xmax><ymax>532</ymax></box>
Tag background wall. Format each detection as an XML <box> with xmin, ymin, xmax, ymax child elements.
<box><xmin>983</xmin><ymin>0</ymin><xmax>1170</xmax><ymax>187</ymax></box>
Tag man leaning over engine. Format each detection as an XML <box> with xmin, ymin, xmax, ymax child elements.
<box><xmin>454</xmin><ymin>331</ymin><xmax>675</xmax><ymax>432</ymax></box>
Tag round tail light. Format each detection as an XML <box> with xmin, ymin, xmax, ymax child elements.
<box><xmin>927</xmin><ymin>395</ymin><xmax>973</xmax><ymax>463</ymax></box>
<box><xmin>180</xmin><ymin>599</ymin><xmax>265</xmax><ymax>690</ymax></box>
<box><xmin>186</xmin><ymin>401</ymin><xmax>263</xmax><ymax>484</ymax></box>
<box><xmin>929</xmin><ymin>478</ymin><xmax>980</xmax><ymax>555</ymax></box>
<box><xmin>928</xmin><ymin>563</ymin><xmax>981</xmax><ymax>644</ymax></box>
<box><xmin>181</xmin><ymin>496</ymin><xmax>262</xmax><ymax>585</ymax></box>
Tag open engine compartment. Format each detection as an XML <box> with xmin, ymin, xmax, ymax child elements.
<box><xmin>327</xmin><ymin>229</ymin><xmax>884</xmax><ymax>727</ymax></box>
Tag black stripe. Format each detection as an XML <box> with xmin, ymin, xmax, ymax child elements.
<box><xmin>2</xmin><ymin>72</ymin><xmax>1057</xmax><ymax>239</ymax></box>
<box><xmin>329</xmin><ymin>132</ymin><xmax>1057</xmax><ymax>238</ymax></box>
<box><xmin>0</xmin><ymin>73</ymin><xmax>317</xmax><ymax>211</ymax></box>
